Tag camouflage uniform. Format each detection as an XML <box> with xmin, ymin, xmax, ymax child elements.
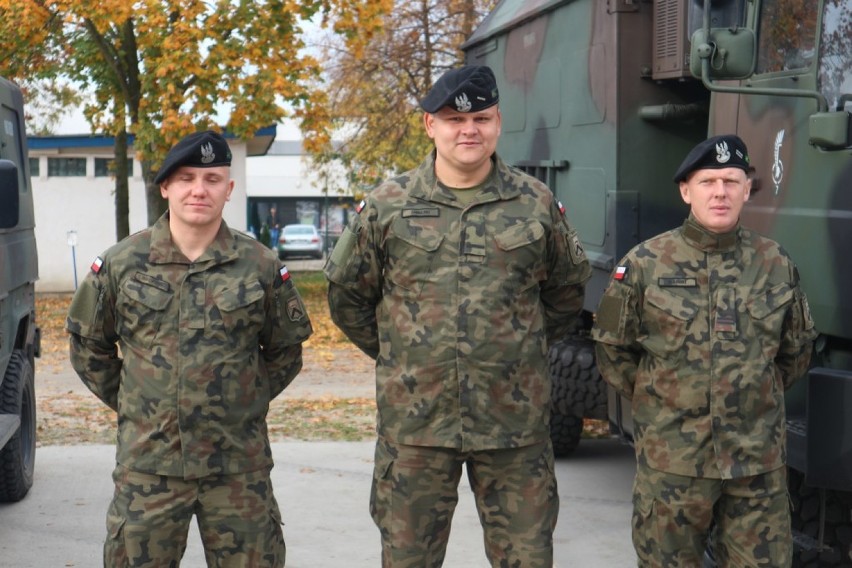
<box><xmin>592</xmin><ymin>215</ymin><xmax>816</xmax><ymax>567</ymax></box>
<box><xmin>325</xmin><ymin>151</ymin><xmax>591</xmax><ymax>566</ymax></box>
<box><xmin>67</xmin><ymin>213</ymin><xmax>312</xmax><ymax>567</ymax></box>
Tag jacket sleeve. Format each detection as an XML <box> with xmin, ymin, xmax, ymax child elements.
<box><xmin>590</xmin><ymin>260</ymin><xmax>642</xmax><ymax>399</ymax></box>
<box><xmin>324</xmin><ymin>202</ymin><xmax>382</xmax><ymax>359</ymax></box>
<box><xmin>262</xmin><ymin>267</ymin><xmax>313</xmax><ymax>399</ymax></box>
<box><xmin>540</xmin><ymin>202</ymin><xmax>592</xmax><ymax>343</ymax></box>
<box><xmin>776</xmin><ymin>271</ymin><xmax>818</xmax><ymax>390</ymax></box>
<box><xmin>65</xmin><ymin>263</ymin><xmax>122</xmax><ymax>411</ymax></box>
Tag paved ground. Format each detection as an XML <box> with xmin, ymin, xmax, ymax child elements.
<box><xmin>0</xmin><ymin>439</ymin><xmax>636</xmax><ymax>567</ymax></box>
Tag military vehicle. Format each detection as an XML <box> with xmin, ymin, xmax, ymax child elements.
<box><xmin>0</xmin><ymin>76</ymin><xmax>39</xmax><ymax>503</ymax></box>
<box><xmin>464</xmin><ymin>0</ymin><xmax>852</xmax><ymax>564</ymax></box>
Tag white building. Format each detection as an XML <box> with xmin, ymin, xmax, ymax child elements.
<box><xmin>29</xmin><ymin>127</ymin><xmax>275</xmax><ymax>292</ymax></box>
<box><xmin>246</xmin><ymin>121</ymin><xmax>355</xmax><ymax>249</ymax></box>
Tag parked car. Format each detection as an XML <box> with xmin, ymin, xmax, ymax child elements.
<box><xmin>277</xmin><ymin>224</ymin><xmax>323</xmax><ymax>260</ymax></box>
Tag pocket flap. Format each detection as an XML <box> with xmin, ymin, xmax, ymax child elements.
<box><xmin>216</xmin><ymin>281</ymin><xmax>265</xmax><ymax>312</ymax></box>
<box><xmin>644</xmin><ymin>285</ymin><xmax>698</xmax><ymax>321</ymax></box>
<box><xmin>747</xmin><ymin>282</ymin><xmax>794</xmax><ymax>319</ymax></box>
<box><xmin>494</xmin><ymin>220</ymin><xmax>545</xmax><ymax>252</ymax></box>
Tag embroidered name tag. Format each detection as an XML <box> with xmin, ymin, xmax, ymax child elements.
<box><xmin>658</xmin><ymin>277</ymin><xmax>697</xmax><ymax>287</ymax></box>
<box><xmin>402</xmin><ymin>207</ymin><xmax>440</xmax><ymax>218</ymax></box>
<box><xmin>133</xmin><ymin>272</ymin><xmax>171</xmax><ymax>292</ymax></box>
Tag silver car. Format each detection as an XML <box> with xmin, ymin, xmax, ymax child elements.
<box><xmin>277</xmin><ymin>224</ymin><xmax>323</xmax><ymax>260</ymax></box>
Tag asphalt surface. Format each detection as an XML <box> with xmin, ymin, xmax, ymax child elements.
<box><xmin>0</xmin><ymin>438</ymin><xmax>637</xmax><ymax>567</ymax></box>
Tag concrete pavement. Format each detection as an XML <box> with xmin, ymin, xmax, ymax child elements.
<box><xmin>0</xmin><ymin>439</ymin><xmax>637</xmax><ymax>567</ymax></box>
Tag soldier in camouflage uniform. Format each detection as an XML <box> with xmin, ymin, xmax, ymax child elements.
<box><xmin>66</xmin><ymin>131</ymin><xmax>312</xmax><ymax>567</ymax></box>
<box><xmin>325</xmin><ymin>65</ymin><xmax>591</xmax><ymax>567</ymax></box>
<box><xmin>591</xmin><ymin>134</ymin><xmax>817</xmax><ymax>567</ymax></box>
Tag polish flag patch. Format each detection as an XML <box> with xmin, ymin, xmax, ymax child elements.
<box><xmin>355</xmin><ymin>199</ymin><xmax>366</xmax><ymax>214</ymax></box>
<box><xmin>557</xmin><ymin>200</ymin><xmax>566</xmax><ymax>215</ymax></box>
<box><xmin>91</xmin><ymin>256</ymin><xmax>104</xmax><ymax>274</ymax></box>
<box><xmin>279</xmin><ymin>266</ymin><xmax>291</xmax><ymax>282</ymax></box>
<box><xmin>614</xmin><ymin>265</ymin><xmax>628</xmax><ymax>281</ymax></box>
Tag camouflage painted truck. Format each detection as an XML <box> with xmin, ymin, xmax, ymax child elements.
<box><xmin>0</xmin><ymin>75</ymin><xmax>39</xmax><ymax>503</ymax></box>
<box><xmin>464</xmin><ymin>0</ymin><xmax>852</xmax><ymax>564</ymax></box>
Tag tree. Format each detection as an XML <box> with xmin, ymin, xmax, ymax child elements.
<box><xmin>305</xmin><ymin>0</ymin><xmax>497</xmax><ymax>192</ymax></box>
<box><xmin>19</xmin><ymin>79</ymin><xmax>82</xmax><ymax>136</ymax></box>
<box><xmin>0</xmin><ymin>0</ymin><xmax>389</xmax><ymax>239</ymax></box>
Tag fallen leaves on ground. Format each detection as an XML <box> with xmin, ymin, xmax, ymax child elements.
<box><xmin>36</xmin><ymin>394</ymin><xmax>377</xmax><ymax>446</ymax></box>
<box><xmin>35</xmin><ymin>275</ymin><xmax>611</xmax><ymax>446</ymax></box>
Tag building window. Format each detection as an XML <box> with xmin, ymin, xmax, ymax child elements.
<box><xmin>95</xmin><ymin>157</ymin><xmax>134</xmax><ymax>177</ymax></box>
<box><xmin>47</xmin><ymin>157</ymin><xmax>86</xmax><ymax>177</ymax></box>
<box><xmin>28</xmin><ymin>157</ymin><xmax>39</xmax><ymax>177</ymax></box>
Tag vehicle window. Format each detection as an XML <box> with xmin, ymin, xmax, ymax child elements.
<box><xmin>818</xmin><ymin>0</ymin><xmax>852</xmax><ymax>110</ymax></box>
<box><xmin>756</xmin><ymin>0</ymin><xmax>819</xmax><ymax>74</ymax></box>
<box><xmin>285</xmin><ymin>226</ymin><xmax>314</xmax><ymax>235</ymax></box>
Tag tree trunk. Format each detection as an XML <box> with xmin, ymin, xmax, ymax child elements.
<box><xmin>142</xmin><ymin>159</ymin><xmax>167</xmax><ymax>225</ymax></box>
<box><xmin>113</xmin><ymin>130</ymin><xmax>130</xmax><ymax>241</ymax></box>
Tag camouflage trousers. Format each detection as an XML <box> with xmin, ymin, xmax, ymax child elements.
<box><xmin>632</xmin><ymin>463</ymin><xmax>791</xmax><ymax>567</ymax></box>
<box><xmin>370</xmin><ymin>437</ymin><xmax>558</xmax><ymax>568</ymax></box>
<box><xmin>104</xmin><ymin>464</ymin><xmax>285</xmax><ymax>567</ymax></box>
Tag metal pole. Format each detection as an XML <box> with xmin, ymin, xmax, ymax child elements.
<box><xmin>67</xmin><ymin>230</ymin><xmax>79</xmax><ymax>290</ymax></box>
<box><xmin>324</xmin><ymin>189</ymin><xmax>329</xmax><ymax>256</ymax></box>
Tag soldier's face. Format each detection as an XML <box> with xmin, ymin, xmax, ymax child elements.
<box><xmin>160</xmin><ymin>166</ymin><xmax>234</xmax><ymax>231</ymax></box>
<box><xmin>424</xmin><ymin>105</ymin><xmax>501</xmax><ymax>183</ymax></box>
<box><xmin>679</xmin><ymin>167</ymin><xmax>751</xmax><ymax>233</ymax></box>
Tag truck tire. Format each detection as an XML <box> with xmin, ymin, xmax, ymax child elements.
<box><xmin>789</xmin><ymin>469</ymin><xmax>852</xmax><ymax>566</ymax></box>
<box><xmin>0</xmin><ymin>350</ymin><xmax>36</xmax><ymax>503</ymax></box>
<box><xmin>548</xmin><ymin>337</ymin><xmax>606</xmax><ymax>457</ymax></box>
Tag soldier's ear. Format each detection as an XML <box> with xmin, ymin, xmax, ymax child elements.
<box><xmin>678</xmin><ymin>181</ymin><xmax>691</xmax><ymax>205</ymax></box>
<box><xmin>423</xmin><ymin>112</ymin><xmax>436</xmax><ymax>139</ymax></box>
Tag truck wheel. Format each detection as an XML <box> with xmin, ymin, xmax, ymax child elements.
<box><xmin>549</xmin><ymin>408</ymin><xmax>583</xmax><ymax>457</ymax></box>
<box><xmin>789</xmin><ymin>468</ymin><xmax>852</xmax><ymax>566</ymax></box>
<box><xmin>548</xmin><ymin>337</ymin><xmax>606</xmax><ymax>457</ymax></box>
<box><xmin>0</xmin><ymin>350</ymin><xmax>36</xmax><ymax>503</ymax></box>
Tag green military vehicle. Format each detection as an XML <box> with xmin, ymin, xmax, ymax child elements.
<box><xmin>0</xmin><ymin>76</ymin><xmax>39</xmax><ymax>503</ymax></box>
<box><xmin>465</xmin><ymin>0</ymin><xmax>852</xmax><ymax>564</ymax></box>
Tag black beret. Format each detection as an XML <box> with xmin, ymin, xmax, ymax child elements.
<box><xmin>420</xmin><ymin>65</ymin><xmax>499</xmax><ymax>113</ymax></box>
<box><xmin>154</xmin><ymin>130</ymin><xmax>233</xmax><ymax>184</ymax></box>
<box><xmin>673</xmin><ymin>134</ymin><xmax>750</xmax><ymax>183</ymax></box>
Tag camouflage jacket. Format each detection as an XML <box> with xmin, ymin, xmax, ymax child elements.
<box><xmin>592</xmin><ymin>216</ymin><xmax>816</xmax><ymax>479</ymax></box>
<box><xmin>325</xmin><ymin>152</ymin><xmax>591</xmax><ymax>450</ymax></box>
<box><xmin>66</xmin><ymin>214</ymin><xmax>312</xmax><ymax>479</ymax></box>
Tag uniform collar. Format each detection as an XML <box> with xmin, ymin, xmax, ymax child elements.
<box><xmin>149</xmin><ymin>212</ymin><xmax>240</xmax><ymax>265</ymax></box>
<box><xmin>681</xmin><ymin>215</ymin><xmax>740</xmax><ymax>252</ymax></box>
<box><xmin>408</xmin><ymin>151</ymin><xmax>522</xmax><ymax>206</ymax></box>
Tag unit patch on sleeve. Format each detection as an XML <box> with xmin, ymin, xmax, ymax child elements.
<box><xmin>287</xmin><ymin>297</ymin><xmax>305</xmax><ymax>321</ymax></box>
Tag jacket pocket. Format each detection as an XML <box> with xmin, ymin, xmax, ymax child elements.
<box><xmin>493</xmin><ymin>219</ymin><xmax>546</xmax><ymax>292</ymax></box>
<box><xmin>215</xmin><ymin>280</ymin><xmax>266</xmax><ymax>336</ymax></box>
<box><xmin>746</xmin><ymin>282</ymin><xmax>794</xmax><ymax>357</ymax></box>
<box><xmin>116</xmin><ymin>276</ymin><xmax>173</xmax><ymax>349</ymax></box>
<box><xmin>639</xmin><ymin>285</ymin><xmax>697</xmax><ymax>358</ymax></box>
<box><xmin>385</xmin><ymin>216</ymin><xmax>444</xmax><ymax>298</ymax></box>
